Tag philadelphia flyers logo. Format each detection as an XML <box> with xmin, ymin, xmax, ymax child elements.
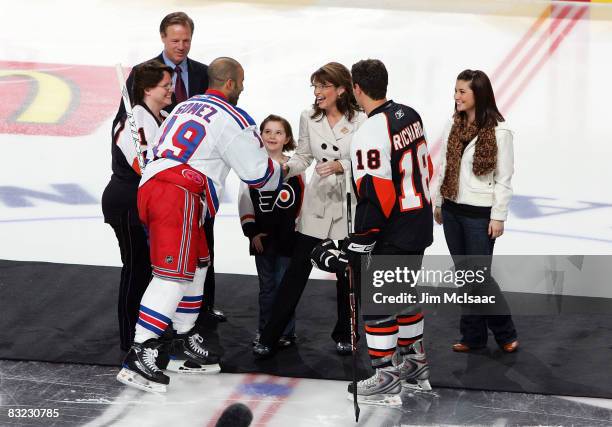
<box><xmin>276</xmin><ymin>187</ymin><xmax>295</xmax><ymax>209</ymax></box>
<box><xmin>258</xmin><ymin>183</ymin><xmax>296</xmax><ymax>212</ymax></box>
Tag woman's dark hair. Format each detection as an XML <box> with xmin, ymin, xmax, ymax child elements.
<box><xmin>259</xmin><ymin>114</ymin><xmax>296</xmax><ymax>152</ymax></box>
<box><xmin>455</xmin><ymin>69</ymin><xmax>504</xmax><ymax>128</ymax></box>
<box><xmin>310</xmin><ymin>62</ymin><xmax>361</xmax><ymax>122</ymax></box>
<box><xmin>132</xmin><ymin>60</ymin><xmax>174</xmax><ymax>106</ymax></box>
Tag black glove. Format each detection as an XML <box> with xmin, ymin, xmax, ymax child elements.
<box><xmin>341</xmin><ymin>233</ymin><xmax>376</xmax><ymax>255</ymax></box>
<box><xmin>310</xmin><ymin>239</ymin><xmax>349</xmax><ymax>273</ymax></box>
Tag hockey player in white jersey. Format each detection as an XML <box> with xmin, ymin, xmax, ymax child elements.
<box><xmin>117</xmin><ymin>57</ymin><xmax>282</xmax><ymax>393</ymax></box>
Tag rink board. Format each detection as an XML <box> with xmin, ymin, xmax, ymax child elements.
<box><xmin>1</xmin><ymin>259</ymin><xmax>611</xmax><ymax>399</ymax></box>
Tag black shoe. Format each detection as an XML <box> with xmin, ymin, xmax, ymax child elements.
<box><xmin>253</xmin><ymin>342</ymin><xmax>274</xmax><ymax>359</ymax></box>
<box><xmin>278</xmin><ymin>334</ymin><xmax>297</xmax><ymax>348</ymax></box>
<box><xmin>206</xmin><ymin>307</ymin><xmax>227</xmax><ymax>322</ymax></box>
<box><xmin>336</xmin><ymin>341</ymin><xmax>352</xmax><ymax>355</ymax></box>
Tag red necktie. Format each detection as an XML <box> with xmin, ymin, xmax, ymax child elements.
<box><xmin>174</xmin><ymin>66</ymin><xmax>187</xmax><ymax>103</ymax></box>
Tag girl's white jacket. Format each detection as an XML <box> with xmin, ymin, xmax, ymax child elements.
<box><xmin>433</xmin><ymin>121</ymin><xmax>514</xmax><ymax>221</ymax></box>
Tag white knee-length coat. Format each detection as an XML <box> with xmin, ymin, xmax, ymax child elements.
<box><xmin>286</xmin><ymin>109</ymin><xmax>367</xmax><ymax>240</ymax></box>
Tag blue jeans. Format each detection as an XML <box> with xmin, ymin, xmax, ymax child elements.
<box><xmin>255</xmin><ymin>249</ymin><xmax>295</xmax><ymax>336</ymax></box>
<box><xmin>442</xmin><ymin>207</ymin><xmax>517</xmax><ymax>347</ymax></box>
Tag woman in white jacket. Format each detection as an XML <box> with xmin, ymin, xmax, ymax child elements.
<box><xmin>254</xmin><ymin>62</ymin><xmax>366</xmax><ymax>358</ymax></box>
<box><xmin>433</xmin><ymin>69</ymin><xmax>519</xmax><ymax>353</ymax></box>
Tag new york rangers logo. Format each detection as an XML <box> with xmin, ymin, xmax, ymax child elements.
<box><xmin>182</xmin><ymin>168</ymin><xmax>205</xmax><ymax>185</ymax></box>
<box><xmin>259</xmin><ymin>184</ymin><xmax>296</xmax><ymax>212</ymax></box>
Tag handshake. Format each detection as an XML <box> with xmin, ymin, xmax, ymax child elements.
<box><xmin>310</xmin><ymin>235</ymin><xmax>376</xmax><ymax>274</ymax></box>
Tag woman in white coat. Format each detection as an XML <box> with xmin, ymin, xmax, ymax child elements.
<box><xmin>254</xmin><ymin>62</ymin><xmax>366</xmax><ymax>357</ymax></box>
<box><xmin>433</xmin><ymin>69</ymin><xmax>519</xmax><ymax>353</ymax></box>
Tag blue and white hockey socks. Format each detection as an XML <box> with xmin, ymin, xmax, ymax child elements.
<box><xmin>172</xmin><ymin>266</ymin><xmax>207</xmax><ymax>334</ymax></box>
<box><xmin>134</xmin><ymin>276</ymin><xmax>186</xmax><ymax>343</ymax></box>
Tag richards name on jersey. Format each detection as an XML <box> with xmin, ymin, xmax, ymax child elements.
<box><xmin>392</xmin><ymin>115</ymin><xmax>424</xmax><ymax>151</ymax></box>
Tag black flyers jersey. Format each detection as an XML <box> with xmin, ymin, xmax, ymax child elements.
<box><xmin>350</xmin><ymin>100</ymin><xmax>433</xmax><ymax>250</ymax></box>
<box><xmin>238</xmin><ymin>174</ymin><xmax>305</xmax><ymax>256</ymax></box>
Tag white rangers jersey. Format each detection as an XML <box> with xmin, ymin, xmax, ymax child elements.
<box><xmin>141</xmin><ymin>91</ymin><xmax>282</xmax><ymax>217</ymax></box>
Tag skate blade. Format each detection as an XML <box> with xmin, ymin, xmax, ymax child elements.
<box><xmin>166</xmin><ymin>360</ymin><xmax>221</xmax><ymax>374</ymax></box>
<box><xmin>117</xmin><ymin>368</ymin><xmax>167</xmax><ymax>393</ymax></box>
<box><xmin>402</xmin><ymin>379</ymin><xmax>433</xmax><ymax>393</ymax></box>
<box><xmin>347</xmin><ymin>393</ymin><xmax>402</xmax><ymax>407</ymax></box>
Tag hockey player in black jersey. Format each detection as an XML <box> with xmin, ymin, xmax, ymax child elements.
<box><xmin>311</xmin><ymin>59</ymin><xmax>434</xmax><ymax>406</ymax></box>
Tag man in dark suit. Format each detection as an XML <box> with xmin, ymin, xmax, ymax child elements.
<box><xmin>115</xmin><ymin>11</ymin><xmax>208</xmax><ymax>119</ymax></box>
<box><xmin>114</xmin><ymin>11</ymin><xmax>226</xmax><ymax>323</ymax></box>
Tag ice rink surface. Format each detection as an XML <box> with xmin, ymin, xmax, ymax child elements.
<box><xmin>1</xmin><ymin>0</ymin><xmax>612</xmax><ymax>425</ymax></box>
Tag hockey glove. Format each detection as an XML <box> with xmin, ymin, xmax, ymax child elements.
<box><xmin>341</xmin><ymin>233</ymin><xmax>377</xmax><ymax>256</ymax></box>
<box><xmin>310</xmin><ymin>239</ymin><xmax>349</xmax><ymax>274</ymax></box>
<box><xmin>338</xmin><ymin>233</ymin><xmax>377</xmax><ymax>269</ymax></box>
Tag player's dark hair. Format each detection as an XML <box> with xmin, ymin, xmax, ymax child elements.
<box><xmin>351</xmin><ymin>59</ymin><xmax>388</xmax><ymax>100</ymax></box>
<box><xmin>455</xmin><ymin>69</ymin><xmax>504</xmax><ymax>128</ymax></box>
<box><xmin>310</xmin><ymin>62</ymin><xmax>361</xmax><ymax>122</ymax></box>
<box><xmin>160</xmin><ymin>12</ymin><xmax>194</xmax><ymax>36</ymax></box>
<box><xmin>132</xmin><ymin>60</ymin><xmax>174</xmax><ymax>107</ymax></box>
<box><xmin>260</xmin><ymin>114</ymin><xmax>296</xmax><ymax>152</ymax></box>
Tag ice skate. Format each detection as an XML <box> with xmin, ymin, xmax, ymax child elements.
<box><xmin>347</xmin><ymin>367</ymin><xmax>402</xmax><ymax>406</ymax></box>
<box><xmin>393</xmin><ymin>342</ymin><xmax>432</xmax><ymax>392</ymax></box>
<box><xmin>117</xmin><ymin>339</ymin><xmax>170</xmax><ymax>393</ymax></box>
<box><xmin>167</xmin><ymin>329</ymin><xmax>221</xmax><ymax>374</ymax></box>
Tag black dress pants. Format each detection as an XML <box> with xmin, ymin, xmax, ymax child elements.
<box><xmin>259</xmin><ymin>232</ymin><xmax>351</xmax><ymax>346</ymax></box>
<box><xmin>109</xmin><ymin>210</ymin><xmax>152</xmax><ymax>351</ymax></box>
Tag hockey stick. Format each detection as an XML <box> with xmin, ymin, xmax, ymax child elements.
<box><xmin>344</xmin><ymin>169</ymin><xmax>360</xmax><ymax>423</ymax></box>
<box><xmin>115</xmin><ymin>63</ymin><xmax>145</xmax><ymax>172</ymax></box>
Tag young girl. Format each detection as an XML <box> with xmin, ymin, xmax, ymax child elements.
<box><xmin>238</xmin><ymin>115</ymin><xmax>304</xmax><ymax>347</ymax></box>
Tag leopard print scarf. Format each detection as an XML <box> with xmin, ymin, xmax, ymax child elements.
<box><xmin>440</xmin><ymin>115</ymin><xmax>497</xmax><ymax>201</ymax></box>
